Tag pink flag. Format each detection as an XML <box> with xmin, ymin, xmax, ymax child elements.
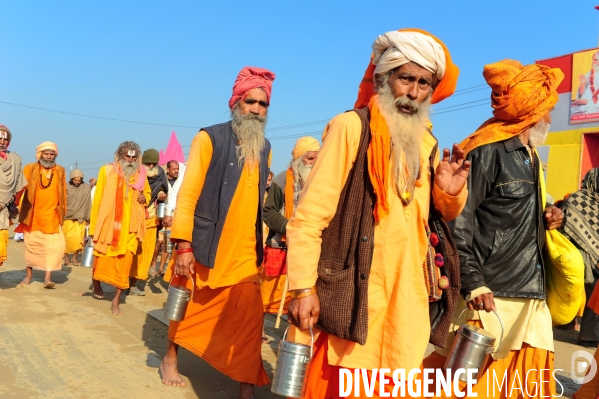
<box><xmin>159</xmin><ymin>131</ymin><xmax>186</xmax><ymax>165</ymax></box>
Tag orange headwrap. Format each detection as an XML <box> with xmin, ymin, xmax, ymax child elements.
<box><xmin>459</xmin><ymin>59</ymin><xmax>564</xmax><ymax>154</ymax></box>
<box><xmin>354</xmin><ymin>28</ymin><xmax>459</xmax><ymax>221</ymax></box>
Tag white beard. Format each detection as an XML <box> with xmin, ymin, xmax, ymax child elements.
<box><xmin>528</xmin><ymin>119</ymin><xmax>550</xmax><ymax>148</ymax></box>
<box><xmin>376</xmin><ymin>79</ymin><xmax>431</xmax><ymax>201</ymax></box>
<box><xmin>290</xmin><ymin>156</ymin><xmax>313</xmax><ymax>188</ymax></box>
<box><xmin>231</xmin><ymin>105</ymin><xmax>267</xmax><ymax>167</ymax></box>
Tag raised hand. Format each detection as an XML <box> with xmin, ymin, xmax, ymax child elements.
<box><xmin>434</xmin><ymin>144</ymin><xmax>471</xmax><ymax>196</ymax></box>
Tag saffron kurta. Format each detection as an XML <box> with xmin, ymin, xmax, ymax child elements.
<box><xmin>18</xmin><ymin>164</ymin><xmax>66</xmax><ymax>271</ymax></box>
<box><xmin>90</xmin><ymin>165</ymin><xmax>150</xmax><ymax>289</ymax></box>
<box><xmin>286</xmin><ymin>112</ymin><xmax>467</xmax><ymax>372</ymax></box>
<box><xmin>165</xmin><ymin>130</ymin><xmax>271</xmax><ymax>386</ymax></box>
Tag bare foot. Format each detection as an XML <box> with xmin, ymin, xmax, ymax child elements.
<box><xmin>160</xmin><ymin>358</ymin><xmax>186</xmax><ymax>387</ymax></box>
<box><xmin>20</xmin><ymin>276</ymin><xmax>32</xmax><ymax>286</ymax></box>
<box><xmin>92</xmin><ymin>280</ymin><xmax>104</xmax><ymax>299</ymax></box>
<box><xmin>110</xmin><ymin>301</ymin><xmax>124</xmax><ymax>315</ymax></box>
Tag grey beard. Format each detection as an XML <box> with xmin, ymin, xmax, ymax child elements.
<box><xmin>528</xmin><ymin>120</ymin><xmax>550</xmax><ymax>148</ymax></box>
<box><xmin>120</xmin><ymin>160</ymin><xmax>138</xmax><ymax>179</ymax></box>
<box><xmin>290</xmin><ymin>156</ymin><xmax>313</xmax><ymax>187</ymax></box>
<box><xmin>376</xmin><ymin>77</ymin><xmax>431</xmax><ymax>199</ymax></box>
<box><xmin>231</xmin><ymin>106</ymin><xmax>267</xmax><ymax>167</ymax></box>
<box><xmin>39</xmin><ymin>159</ymin><xmax>56</xmax><ymax>169</ymax></box>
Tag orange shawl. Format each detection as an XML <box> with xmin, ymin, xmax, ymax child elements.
<box><xmin>354</xmin><ymin>28</ymin><xmax>459</xmax><ymax>221</ymax></box>
<box><xmin>459</xmin><ymin>59</ymin><xmax>564</xmax><ymax>155</ymax></box>
<box><xmin>93</xmin><ymin>164</ymin><xmax>146</xmax><ymax>254</ymax></box>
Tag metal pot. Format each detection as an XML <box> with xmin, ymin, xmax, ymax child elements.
<box><xmin>444</xmin><ymin>308</ymin><xmax>504</xmax><ymax>382</ymax></box>
<box><xmin>271</xmin><ymin>326</ymin><xmax>313</xmax><ymax>398</ymax></box>
<box><xmin>81</xmin><ymin>236</ymin><xmax>95</xmax><ymax>268</ymax></box>
<box><xmin>163</xmin><ymin>275</ymin><xmax>195</xmax><ymax>322</ymax></box>
<box><xmin>157</xmin><ymin>203</ymin><xmax>166</xmax><ymax>219</ymax></box>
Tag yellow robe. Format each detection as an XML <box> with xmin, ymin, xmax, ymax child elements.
<box><xmin>63</xmin><ymin>219</ymin><xmax>85</xmax><ymax>254</ymax></box>
<box><xmin>165</xmin><ymin>130</ymin><xmax>271</xmax><ymax>385</ymax></box>
<box><xmin>286</xmin><ymin>111</ymin><xmax>467</xmax><ymax>372</ymax></box>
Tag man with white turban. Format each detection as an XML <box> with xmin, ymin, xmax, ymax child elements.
<box><xmin>17</xmin><ymin>141</ymin><xmax>66</xmax><ymax>289</ymax></box>
<box><xmin>260</xmin><ymin>136</ymin><xmax>320</xmax><ymax>343</ymax></box>
<box><xmin>0</xmin><ymin>125</ymin><xmax>26</xmax><ymax>267</ymax></box>
<box><xmin>285</xmin><ymin>29</ymin><xmax>469</xmax><ymax>397</ymax></box>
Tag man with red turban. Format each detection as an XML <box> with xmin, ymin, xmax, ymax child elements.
<box><xmin>260</xmin><ymin>136</ymin><xmax>320</xmax><ymax>342</ymax></box>
<box><xmin>17</xmin><ymin>141</ymin><xmax>66</xmax><ymax>289</ymax></box>
<box><xmin>160</xmin><ymin>66</ymin><xmax>274</xmax><ymax>399</ymax></box>
<box><xmin>423</xmin><ymin>59</ymin><xmax>565</xmax><ymax>397</ymax></box>
<box><xmin>285</xmin><ymin>29</ymin><xmax>469</xmax><ymax>398</ymax></box>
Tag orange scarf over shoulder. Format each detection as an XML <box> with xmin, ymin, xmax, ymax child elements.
<box><xmin>93</xmin><ymin>164</ymin><xmax>146</xmax><ymax>254</ymax></box>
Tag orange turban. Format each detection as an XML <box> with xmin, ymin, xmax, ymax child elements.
<box><xmin>291</xmin><ymin>137</ymin><xmax>320</xmax><ymax>160</ymax></box>
<box><xmin>459</xmin><ymin>59</ymin><xmax>564</xmax><ymax>154</ymax></box>
<box><xmin>36</xmin><ymin>141</ymin><xmax>58</xmax><ymax>160</ymax></box>
<box><xmin>228</xmin><ymin>66</ymin><xmax>276</xmax><ymax>109</ymax></box>
<box><xmin>354</xmin><ymin>29</ymin><xmax>459</xmax><ymax>221</ymax></box>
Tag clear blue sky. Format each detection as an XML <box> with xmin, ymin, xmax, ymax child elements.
<box><xmin>2</xmin><ymin>1</ymin><xmax>598</xmax><ymax>176</ymax></box>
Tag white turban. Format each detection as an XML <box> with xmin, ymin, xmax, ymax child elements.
<box><xmin>372</xmin><ymin>31</ymin><xmax>447</xmax><ymax>80</ymax></box>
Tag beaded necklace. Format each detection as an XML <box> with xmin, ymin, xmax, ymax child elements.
<box><xmin>39</xmin><ymin>168</ymin><xmax>54</xmax><ymax>189</ymax></box>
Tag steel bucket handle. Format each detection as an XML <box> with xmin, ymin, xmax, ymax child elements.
<box><xmin>452</xmin><ymin>307</ymin><xmax>504</xmax><ymax>354</ymax></box>
<box><xmin>281</xmin><ymin>324</ymin><xmax>314</xmax><ymax>359</ymax></box>
<box><xmin>168</xmin><ymin>273</ymin><xmax>196</xmax><ymax>302</ymax></box>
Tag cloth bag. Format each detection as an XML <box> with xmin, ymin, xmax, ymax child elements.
<box><xmin>539</xmin><ymin>152</ymin><xmax>584</xmax><ymax>325</ymax></box>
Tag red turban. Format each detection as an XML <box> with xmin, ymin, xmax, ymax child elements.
<box><xmin>228</xmin><ymin>66</ymin><xmax>276</xmax><ymax>109</ymax></box>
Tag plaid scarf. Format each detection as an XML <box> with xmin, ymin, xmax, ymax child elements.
<box><xmin>561</xmin><ymin>168</ymin><xmax>599</xmax><ymax>267</ymax></box>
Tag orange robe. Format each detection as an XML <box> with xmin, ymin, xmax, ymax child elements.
<box><xmin>165</xmin><ymin>130</ymin><xmax>270</xmax><ymax>386</ymax></box>
<box><xmin>285</xmin><ymin>112</ymin><xmax>467</xmax><ymax>393</ymax></box>
<box><xmin>90</xmin><ymin>165</ymin><xmax>150</xmax><ymax>289</ymax></box>
<box><xmin>17</xmin><ymin>163</ymin><xmax>67</xmax><ymax>271</ymax></box>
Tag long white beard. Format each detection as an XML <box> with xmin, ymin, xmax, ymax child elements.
<box><xmin>231</xmin><ymin>106</ymin><xmax>267</xmax><ymax>167</ymax></box>
<box><xmin>290</xmin><ymin>156</ymin><xmax>313</xmax><ymax>187</ymax></box>
<box><xmin>120</xmin><ymin>160</ymin><xmax>138</xmax><ymax>179</ymax></box>
<box><xmin>528</xmin><ymin>119</ymin><xmax>550</xmax><ymax>148</ymax></box>
<box><xmin>376</xmin><ymin>79</ymin><xmax>431</xmax><ymax>200</ymax></box>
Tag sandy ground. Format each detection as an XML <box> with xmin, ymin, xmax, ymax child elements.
<box><xmin>0</xmin><ymin>237</ymin><xmax>594</xmax><ymax>398</ymax></box>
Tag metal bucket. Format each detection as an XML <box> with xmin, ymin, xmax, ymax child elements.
<box><xmin>444</xmin><ymin>308</ymin><xmax>504</xmax><ymax>382</ymax></box>
<box><xmin>81</xmin><ymin>240</ymin><xmax>95</xmax><ymax>268</ymax></box>
<box><xmin>163</xmin><ymin>275</ymin><xmax>195</xmax><ymax>322</ymax></box>
<box><xmin>157</xmin><ymin>203</ymin><xmax>166</xmax><ymax>219</ymax></box>
<box><xmin>271</xmin><ymin>326</ymin><xmax>313</xmax><ymax>398</ymax></box>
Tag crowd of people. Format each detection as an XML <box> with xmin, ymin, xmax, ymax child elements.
<box><xmin>3</xmin><ymin>27</ymin><xmax>599</xmax><ymax>399</ymax></box>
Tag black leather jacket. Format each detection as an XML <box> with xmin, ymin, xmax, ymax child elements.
<box><xmin>449</xmin><ymin>136</ymin><xmax>546</xmax><ymax>299</ymax></box>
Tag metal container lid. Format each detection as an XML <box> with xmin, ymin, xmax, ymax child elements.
<box><xmin>457</xmin><ymin>323</ymin><xmax>496</xmax><ymax>346</ymax></box>
<box><xmin>168</xmin><ymin>285</ymin><xmax>191</xmax><ymax>297</ymax></box>
<box><xmin>279</xmin><ymin>340</ymin><xmax>312</xmax><ymax>356</ymax></box>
